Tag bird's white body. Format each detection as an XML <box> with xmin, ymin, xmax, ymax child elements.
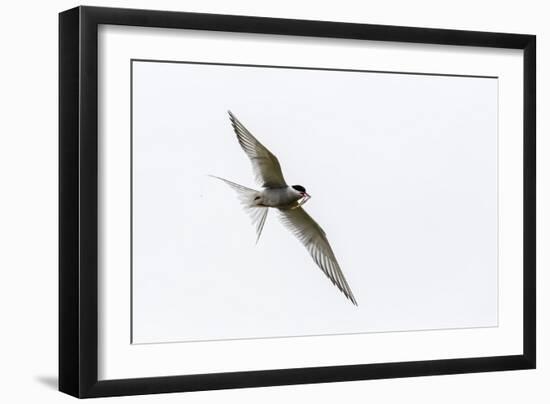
<box><xmin>255</xmin><ymin>187</ymin><xmax>303</xmax><ymax>208</ymax></box>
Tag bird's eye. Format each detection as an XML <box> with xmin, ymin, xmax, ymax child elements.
<box><xmin>254</xmin><ymin>196</ymin><xmax>260</xmax><ymax>200</ymax></box>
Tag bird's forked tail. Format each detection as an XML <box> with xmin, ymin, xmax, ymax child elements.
<box><xmin>209</xmin><ymin>175</ymin><xmax>268</xmax><ymax>243</ymax></box>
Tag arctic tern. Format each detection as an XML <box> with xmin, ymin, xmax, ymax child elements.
<box><xmin>212</xmin><ymin>111</ymin><xmax>357</xmax><ymax>306</ymax></box>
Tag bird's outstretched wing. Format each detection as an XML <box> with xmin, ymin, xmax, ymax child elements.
<box><xmin>278</xmin><ymin>207</ymin><xmax>357</xmax><ymax>305</ymax></box>
<box><xmin>228</xmin><ymin>111</ymin><xmax>287</xmax><ymax>188</ymax></box>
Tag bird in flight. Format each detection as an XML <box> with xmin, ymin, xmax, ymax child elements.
<box><xmin>211</xmin><ymin>111</ymin><xmax>357</xmax><ymax>306</ymax></box>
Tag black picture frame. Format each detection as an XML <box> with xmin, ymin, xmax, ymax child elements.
<box><xmin>59</xmin><ymin>5</ymin><xmax>536</xmax><ymax>398</ymax></box>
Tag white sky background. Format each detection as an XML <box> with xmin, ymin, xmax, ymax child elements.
<box><xmin>132</xmin><ymin>60</ymin><xmax>498</xmax><ymax>344</ymax></box>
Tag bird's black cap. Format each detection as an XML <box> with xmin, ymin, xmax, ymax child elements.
<box><xmin>292</xmin><ymin>185</ymin><xmax>306</xmax><ymax>193</ymax></box>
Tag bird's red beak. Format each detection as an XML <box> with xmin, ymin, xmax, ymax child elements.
<box><xmin>297</xmin><ymin>192</ymin><xmax>310</xmax><ymax>207</ymax></box>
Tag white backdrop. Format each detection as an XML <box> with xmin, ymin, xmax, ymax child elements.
<box><xmin>0</xmin><ymin>0</ymin><xmax>547</xmax><ymax>403</ymax></box>
<box><xmin>132</xmin><ymin>61</ymin><xmax>498</xmax><ymax>343</ymax></box>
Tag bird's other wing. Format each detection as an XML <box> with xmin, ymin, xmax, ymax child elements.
<box><xmin>277</xmin><ymin>207</ymin><xmax>357</xmax><ymax>305</ymax></box>
<box><xmin>228</xmin><ymin>111</ymin><xmax>287</xmax><ymax>188</ymax></box>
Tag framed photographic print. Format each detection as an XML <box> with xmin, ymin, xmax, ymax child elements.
<box><xmin>59</xmin><ymin>6</ymin><xmax>536</xmax><ymax>398</ymax></box>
